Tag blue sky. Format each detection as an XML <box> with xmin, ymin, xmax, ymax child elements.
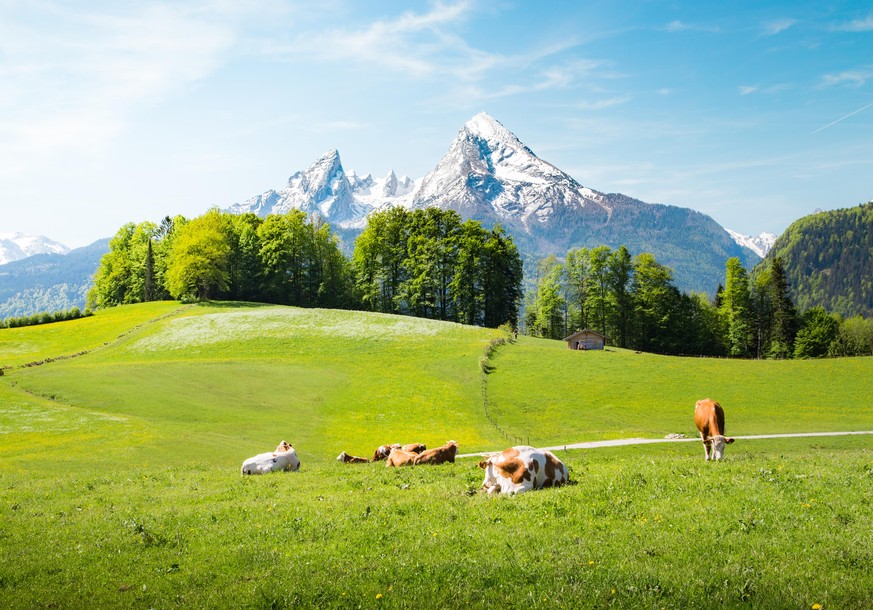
<box><xmin>2</xmin><ymin>0</ymin><xmax>871</xmax><ymax>247</ymax></box>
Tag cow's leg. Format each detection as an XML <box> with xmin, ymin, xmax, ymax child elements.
<box><xmin>701</xmin><ymin>434</ymin><xmax>711</xmax><ymax>461</ymax></box>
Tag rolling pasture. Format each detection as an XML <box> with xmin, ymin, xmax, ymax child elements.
<box><xmin>1</xmin><ymin>302</ymin><xmax>871</xmax><ymax>609</ymax></box>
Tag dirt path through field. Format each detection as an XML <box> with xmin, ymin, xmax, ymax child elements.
<box><xmin>458</xmin><ymin>430</ymin><xmax>873</xmax><ymax>458</ymax></box>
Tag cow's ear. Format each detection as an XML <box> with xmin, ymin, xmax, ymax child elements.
<box><xmin>477</xmin><ymin>460</ymin><xmax>487</xmax><ymax>469</ymax></box>
<box><xmin>726</xmin><ymin>437</ymin><xmax>735</xmax><ymax>444</ymax></box>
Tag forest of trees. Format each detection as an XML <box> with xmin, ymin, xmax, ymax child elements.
<box><xmin>85</xmin><ymin>205</ymin><xmax>872</xmax><ymax>359</ymax></box>
<box><xmin>523</xmin><ymin>246</ymin><xmax>873</xmax><ymax>358</ymax></box>
<box><xmin>88</xmin><ymin>207</ymin><xmax>523</xmax><ymax>329</ymax></box>
<box><xmin>762</xmin><ymin>202</ymin><xmax>873</xmax><ymax>318</ymax></box>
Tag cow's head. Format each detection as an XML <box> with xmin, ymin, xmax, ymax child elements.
<box><xmin>477</xmin><ymin>458</ymin><xmax>500</xmax><ymax>493</ymax></box>
<box><xmin>276</xmin><ymin>440</ymin><xmax>292</xmax><ymax>453</ymax></box>
<box><xmin>707</xmin><ymin>435</ymin><xmax>734</xmax><ymax>460</ymax></box>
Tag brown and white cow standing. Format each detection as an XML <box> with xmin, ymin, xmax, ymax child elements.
<box><xmin>694</xmin><ymin>398</ymin><xmax>735</xmax><ymax>461</ymax></box>
<box><xmin>478</xmin><ymin>446</ymin><xmax>568</xmax><ymax>495</ymax></box>
<box><xmin>413</xmin><ymin>440</ymin><xmax>459</xmax><ymax>465</ymax></box>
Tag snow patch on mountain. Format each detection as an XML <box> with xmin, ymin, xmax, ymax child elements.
<box><xmin>725</xmin><ymin>229</ymin><xmax>777</xmax><ymax>258</ymax></box>
<box><xmin>0</xmin><ymin>233</ymin><xmax>70</xmax><ymax>265</ymax></box>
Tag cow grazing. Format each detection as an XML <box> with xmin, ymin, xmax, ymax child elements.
<box><xmin>478</xmin><ymin>446</ymin><xmax>569</xmax><ymax>495</ymax></box>
<box><xmin>694</xmin><ymin>398</ymin><xmax>735</xmax><ymax>461</ymax></box>
<box><xmin>413</xmin><ymin>440</ymin><xmax>459</xmax><ymax>465</ymax></box>
<box><xmin>401</xmin><ymin>443</ymin><xmax>426</xmax><ymax>454</ymax></box>
<box><xmin>241</xmin><ymin>441</ymin><xmax>300</xmax><ymax>475</ymax></box>
<box><xmin>372</xmin><ymin>444</ymin><xmax>402</xmax><ymax>462</ymax></box>
<box><xmin>385</xmin><ymin>448</ymin><xmax>418</xmax><ymax>467</ymax></box>
<box><xmin>336</xmin><ymin>451</ymin><xmax>369</xmax><ymax>464</ymax></box>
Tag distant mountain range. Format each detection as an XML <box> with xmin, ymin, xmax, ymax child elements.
<box><xmin>0</xmin><ymin>239</ymin><xmax>109</xmax><ymax>319</ymax></box>
<box><xmin>230</xmin><ymin>112</ymin><xmax>762</xmax><ymax>293</ymax></box>
<box><xmin>0</xmin><ymin>232</ymin><xmax>70</xmax><ymax>265</ymax></box>
<box><xmin>3</xmin><ymin>113</ymin><xmax>794</xmax><ymax>318</ymax></box>
<box><xmin>761</xmin><ymin>201</ymin><xmax>873</xmax><ymax>318</ymax></box>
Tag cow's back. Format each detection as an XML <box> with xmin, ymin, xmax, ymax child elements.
<box><xmin>694</xmin><ymin>398</ymin><xmax>725</xmax><ymax>437</ymax></box>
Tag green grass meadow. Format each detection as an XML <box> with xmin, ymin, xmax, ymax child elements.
<box><xmin>1</xmin><ymin>302</ymin><xmax>872</xmax><ymax>609</ymax></box>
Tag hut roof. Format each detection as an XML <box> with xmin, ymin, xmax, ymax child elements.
<box><xmin>562</xmin><ymin>328</ymin><xmax>608</xmax><ymax>341</ymax></box>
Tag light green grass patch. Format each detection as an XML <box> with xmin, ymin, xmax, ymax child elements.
<box><xmin>486</xmin><ymin>336</ymin><xmax>873</xmax><ymax>445</ymax></box>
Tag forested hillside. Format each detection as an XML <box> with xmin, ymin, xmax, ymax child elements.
<box><xmin>761</xmin><ymin>202</ymin><xmax>872</xmax><ymax>317</ymax></box>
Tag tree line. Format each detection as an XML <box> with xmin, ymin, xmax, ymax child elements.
<box><xmin>88</xmin><ymin>207</ymin><xmax>523</xmax><ymax>329</ymax></box>
<box><xmin>0</xmin><ymin>306</ymin><xmax>92</xmax><ymax>329</ymax></box>
<box><xmin>524</xmin><ymin>246</ymin><xmax>873</xmax><ymax>358</ymax></box>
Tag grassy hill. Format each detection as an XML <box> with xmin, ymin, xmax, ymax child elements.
<box><xmin>1</xmin><ymin>302</ymin><xmax>871</xmax><ymax>608</ymax></box>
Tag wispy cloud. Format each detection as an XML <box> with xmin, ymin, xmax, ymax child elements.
<box><xmin>762</xmin><ymin>18</ymin><xmax>797</xmax><ymax>36</ymax></box>
<box><xmin>819</xmin><ymin>67</ymin><xmax>873</xmax><ymax>88</ymax></box>
<box><xmin>830</xmin><ymin>15</ymin><xmax>873</xmax><ymax>32</ymax></box>
<box><xmin>664</xmin><ymin>20</ymin><xmax>720</xmax><ymax>33</ymax></box>
<box><xmin>576</xmin><ymin>96</ymin><xmax>631</xmax><ymax>110</ymax></box>
<box><xmin>263</xmin><ymin>0</ymin><xmax>489</xmax><ymax>80</ymax></box>
<box><xmin>738</xmin><ymin>83</ymin><xmax>791</xmax><ymax>95</ymax></box>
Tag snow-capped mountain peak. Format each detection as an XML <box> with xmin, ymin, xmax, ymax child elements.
<box><xmin>413</xmin><ymin>112</ymin><xmax>606</xmax><ymax>223</ymax></box>
<box><xmin>725</xmin><ymin>229</ymin><xmax>777</xmax><ymax>258</ymax></box>
<box><xmin>0</xmin><ymin>232</ymin><xmax>70</xmax><ymax>265</ymax></box>
<box><xmin>228</xmin><ymin>150</ymin><xmax>416</xmax><ymax>226</ymax></box>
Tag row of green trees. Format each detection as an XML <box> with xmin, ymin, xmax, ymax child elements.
<box><xmin>89</xmin><ymin>207</ymin><xmax>523</xmax><ymax>329</ymax></box>
<box><xmin>353</xmin><ymin>207</ymin><xmax>523</xmax><ymax>327</ymax></box>
<box><xmin>89</xmin><ymin>209</ymin><xmax>356</xmax><ymax>310</ymax></box>
<box><xmin>524</xmin><ymin>245</ymin><xmax>866</xmax><ymax>359</ymax></box>
<box><xmin>0</xmin><ymin>306</ymin><xmax>92</xmax><ymax>329</ymax></box>
<box><xmin>525</xmin><ymin>246</ymin><xmax>723</xmax><ymax>355</ymax></box>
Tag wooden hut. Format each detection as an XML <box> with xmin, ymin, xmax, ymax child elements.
<box><xmin>563</xmin><ymin>329</ymin><xmax>607</xmax><ymax>351</ymax></box>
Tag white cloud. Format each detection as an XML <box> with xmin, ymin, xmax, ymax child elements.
<box><xmin>831</xmin><ymin>15</ymin><xmax>873</xmax><ymax>32</ymax></box>
<box><xmin>664</xmin><ymin>20</ymin><xmax>720</xmax><ymax>33</ymax></box>
<box><xmin>738</xmin><ymin>83</ymin><xmax>791</xmax><ymax>95</ymax></box>
<box><xmin>819</xmin><ymin>67</ymin><xmax>873</xmax><ymax>88</ymax></box>
<box><xmin>576</xmin><ymin>96</ymin><xmax>631</xmax><ymax>110</ymax></box>
<box><xmin>762</xmin><ymin>18</ymin><xmax>796</xmax><ymax>36</ymax></box>
<box><xmin>263</xmin><ymin>0</ymin><xmax>488</xmax><ymax>80</ymax></box>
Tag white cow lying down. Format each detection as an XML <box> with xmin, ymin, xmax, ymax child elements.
<box><xmin>241</xmin><ymin>441</ymin><xmax>300</xmax><ymax>475</ymax></box>
<box><xmin>478</xmin><ymin>446</ymin><xmax>568</xmax><ymax>495</ymax></box>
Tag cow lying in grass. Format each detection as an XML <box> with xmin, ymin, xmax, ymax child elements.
<box><xmin>478</xmin><ymin>446</ymin><xmax>568</xmax><ymax>495</ymax></box>
<box><xmin>413</xmin><ymin>440</ymin><xmax>458</xmax><ymax>465</ymax></box>
<box><xmin>694</xmin><ymin>398</ymin><xmax>735</xmax><ymax>461</ymax></box>
<box><xmin>370</xmin><ymin>443</ymin><xmax>427</xmax><ymax>462</ymax></box>
<box><xmin>336</xmin><ymin>451</ymin><xmax>369</xmax><ymax>463</ymax></box>
<box><xmin>240</xmin><ymin>441</ymin><xmax>300</xmax><ymax>475</ymax></box>
<box><xmin>384</xmin><ymin>441</ymin><xmax>455</xmax><ymax>467</ymax></box>
<box><xmin>385</xmin><ymin>448</ymin><xmax>419</xmax><ymax>467</ymax></box>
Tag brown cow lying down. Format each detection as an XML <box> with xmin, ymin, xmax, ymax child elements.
<box><xmin>694</xmin><ymin>398</ymin><xmax>735</xmax><ymax>461</ymax></box>
<box><xmin>372</xmin><ymin>443</ymin><xmax>427</xmax><ymax>462</ymax></box>
<box><xmin>336</xmin><ymin>451</ymin><xmax>369</xmax><ymax>463</ymax></box>
<box><xmin>413</xmin><ymin>440</ymin><xmax>459</xmax><ymax>465</ymax></box>
<box><xmin>385</xmin><ymin>448</ymin><xmax>419</xmax><ymax>467</ymax></box>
